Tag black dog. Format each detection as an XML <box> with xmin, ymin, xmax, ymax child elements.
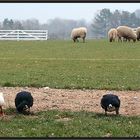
<box><xmin>15</xmin><ymin>91</ymin><xmax>33</xmax><ymax>115</ymax></box>
<box><xmin>101</xmin><ymin>94</ymin><xmax>120</xmax><ymax>115</ymax></box>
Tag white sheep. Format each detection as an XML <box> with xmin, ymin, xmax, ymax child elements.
<box><xmin>108</xmin><ymin>28</ymin><xmax>118</xmax><ymax>42</ymax></box>
<box><xmin>136</xmin><ymin>27</ymin><xmax>140</xmax><ymax>41</ymax></box>
<box><xmin>71</xmin><ymin>27</ymin><xmax>87</xmax><ymax>43</ymax></box>
<box><xmin>117</xmin><ymin>26</ymin><xmax>137</xmax><ymax>42</ymax></box>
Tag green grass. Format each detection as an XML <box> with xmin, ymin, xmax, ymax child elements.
<box><xmin>0</xmin><ymin>109</ymin><xmax>140</xmax><ymax>137</ymax></box>
<box><xmin>0</xmin><ymin>40</ymin><xmax>140</xmax><ymax>137</ymax></box>
<box><xmin>0</xmin><ymin>39</ymin><xmax>140</xmax><ymax>90</ymax></box>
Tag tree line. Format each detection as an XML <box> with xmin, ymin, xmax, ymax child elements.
<box><xmin>0</xmin><ymin>9</ymin><xmax>140</xmax><ymax>39</ymax></box>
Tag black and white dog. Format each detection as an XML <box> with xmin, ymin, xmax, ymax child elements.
<box><xmin>101</xmin><ymin>94</ymin><xmax>120</xmax><ymax>115</ymax></box>
<box><xmin>15</xmin><ymin>91</ymin><xmax>33</xmax><ymax>115</ymax></box>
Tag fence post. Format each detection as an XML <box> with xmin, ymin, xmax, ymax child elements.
<box><xmin>46</xmin><ymin>30</ymin><xmax>48</xmax><ymax>40</ymax></box>
<box><xmin>17</xmin><ymin>30</ymin><xmax>19</xmax><ymax>41</ymax></box>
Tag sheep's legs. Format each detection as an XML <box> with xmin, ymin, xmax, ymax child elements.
<box><xmin>83</xmin><ymin>37</ymin><xmax>85</xmax><ymax>43</ymax></box>
<box><xmin>109</xmin><ymin>38</ymin><xmax>113</xmax><ymax>42</ymax></box>
<box><xmin>76</xmin><ymin>38</ymin><xmax>79</xmax><ymax>42</ymax></box>
<box><xmin>0</xmin><ymin>106</ymin><xmax>4</xmax><ymax>116</ymax></box>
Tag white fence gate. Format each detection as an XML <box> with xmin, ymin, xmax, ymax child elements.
<box><xmin>0</xmin><ymin>30</ymin><xmax>48</xmax><ymax>41</ymax></box>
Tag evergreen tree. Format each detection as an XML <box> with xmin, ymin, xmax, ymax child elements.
<box><xmin>91</xmin><ymin>9</ymin><xmax>140</xmax><ymax>38</ymax></box>
<box><xmin>2</xmin><ymin>18</ymin><xmax>14</xmax><ymax>29</ymax></box>
<box><xmin>91</xmin><ymin>9</ymin><xmax>112</xmax><ymax>38</ymax></box>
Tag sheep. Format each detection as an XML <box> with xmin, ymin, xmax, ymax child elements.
<box><xmin>101</xmin><ymin>94</ymin><xmax>120</xmax><ymax>115</ymax></box>
<box><xmin>71</xmin><ymin>27</ymin><xmax>87</xmax><ymax>43</ymax></box>
<box><xmin>117</xmin><ymin>26</ymin><xmax>137</xmax><ymax>42</ymax></box>
<box><xmin>108</xmin><ymin>28</ymin><xmax>118</xmax><ymax>42</ymax></box>
<box><xmin>0</xmin><ymin>92</ymin><xmax>5</xmax><ymax>116</ymax></box>
<box><xmin>136</xmin><ymin>27</ymin><xmax>140</xmax><ymax>41</ymax></box>
<box><xmin>122</xmin><ymin>29</ymin><xmax>137</xmax><ymax>42</ymax></box>
<box><xmin>15</xmin><ymin>91</ymin><xmax>33</xmax><ymax>115</ymax></box>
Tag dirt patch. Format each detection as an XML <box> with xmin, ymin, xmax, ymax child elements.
<box><xmin>1</xmin><ymin>87</ymin><xmax>140</xmax><ymax>116</ymax></box>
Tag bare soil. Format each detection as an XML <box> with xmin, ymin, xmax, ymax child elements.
<box><xmin>1</xmin><ymin>87</ymin><xmax>140</xmax><ymax>116</ymax></box>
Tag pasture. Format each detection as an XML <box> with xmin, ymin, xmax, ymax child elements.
<box><xmin>0</xmin><ymin>39</ymin><xmax>139</xmax><ymax>90</ymax></box>
<box><xmin>0</xmin><ymin>39</ymin><xmax>140</xmax><ymax>137</ymax></box>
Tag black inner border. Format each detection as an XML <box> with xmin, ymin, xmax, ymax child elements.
<box><xmin>0</xmin><ymin>0</ymin><xmax>140</xmax><ymax>2</ymax></box>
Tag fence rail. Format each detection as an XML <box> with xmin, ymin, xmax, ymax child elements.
<box><xmin>0</xmin><ymin>30</ymin><xmax>48</xmax><ymax>41</ymax></box>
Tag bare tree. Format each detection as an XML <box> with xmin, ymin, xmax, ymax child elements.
<box><xmin>21</xmin><ymin>18</ymin><xmax>41</xmax><ymax>30</ymax></box>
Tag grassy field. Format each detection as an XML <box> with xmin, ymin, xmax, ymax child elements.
<box><xmin>0</xmin><ymin>109</ymin><xmax>139</xmax><ymax>137</ymax></box>
<box><xmin>0</xmin><ymin>39</ymin><xmax>139</xmax><ymax>90</ymax></box>
<box><xmin>0</xmin><ymin>39</ymin><xmax>140</xmax><ymax>137</ymax></box>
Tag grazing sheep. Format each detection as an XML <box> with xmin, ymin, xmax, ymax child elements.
<box><xmin>71</xmin><ymin>27</ymin><xmax>87</xmax><ymax>43</ymax></box>
<box><xmin>108</xmin><ymin>28</ymin><xmax>118</xmax><ymax>42</ymax></box>
<box><xmin>15</xmin><ymin>91</ymin><xmax>33</xmax><ymax>115</ymax></box>
<box><xmin>117</xmin><ymin>26</ymin><xmax>137</xmax><ymax>42</ymax></box>
<box><xmin>136</xmin><ymin>27</ymin><xmax>140</xmax><ymax>41</ymax></box>
<box><xmin>101</xmin><ymin>94</ymin><xmax>120</xmax><ymax>115</ymax></box>
<box><xmin>0</xmin><ymin>92</ymin><xmax>5</xmax><ymax>116</ymax></box>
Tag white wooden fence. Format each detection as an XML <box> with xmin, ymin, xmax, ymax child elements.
<box><xmin>0</xmin><ymin>30</ymin><xmax>48</xmax><ymax>41</ymax></box>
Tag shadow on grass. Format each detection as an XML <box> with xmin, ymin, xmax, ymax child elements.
<box><xmin>4</xmin><ymin>107</ymin><xmax>16</xmax><ymax>115</ymax></box>
<box><xmin>4</xmin><ymin>107</ymin><xmax>36</xmax><ymax>116</ymax></box>
<box><xmin>95</xmin><ymin>112</ymin><xmax>121</xmax><ymax>118</ymax></box>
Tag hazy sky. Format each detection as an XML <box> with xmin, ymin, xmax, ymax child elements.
<box><xmin>0</xmin><ymin>3</ymin><xmax>140</xmax><ymax>23</ymax></box>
